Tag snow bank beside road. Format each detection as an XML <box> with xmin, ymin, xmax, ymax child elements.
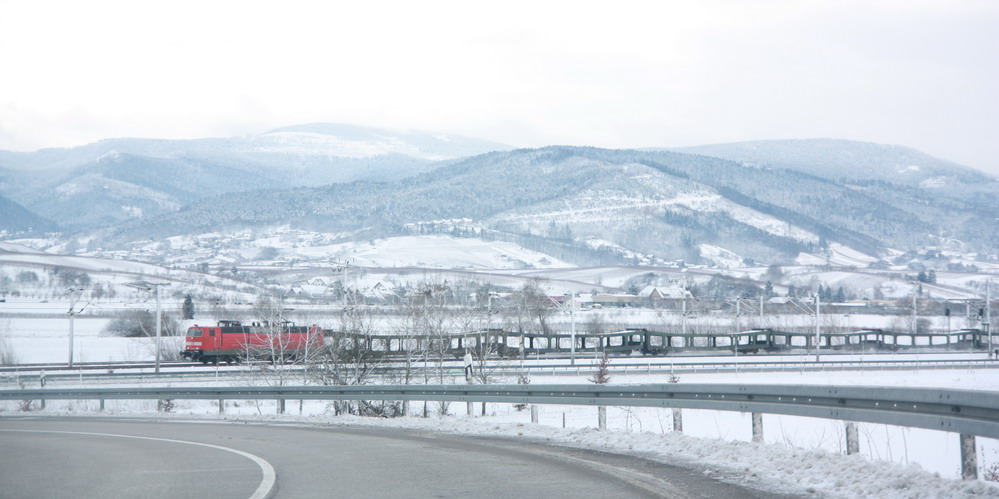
<box><xmin>56</xmin><ymin>410</ymin><xmax>990</xmax><ymax>499</ymax></box>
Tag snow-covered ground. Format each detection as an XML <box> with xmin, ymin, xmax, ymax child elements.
<box><xmin>2</xmin><ymin>236</ymin><xmax>998</xmax><ymax>496</ymax></box>
<box><xmin>7</xmin><ymin>369</ymin><xmax>998</xmax><ymax>498</ymax></box>
<box><xmin>3</xmin><ymin>235</ymin><xmax>994</xmax><ymax>305</ymax></box>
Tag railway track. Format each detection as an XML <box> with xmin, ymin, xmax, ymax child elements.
<box><xmin>2</xmin><ymin>347</ymin><xmax>993</xmax><ymax>375</ymax></box>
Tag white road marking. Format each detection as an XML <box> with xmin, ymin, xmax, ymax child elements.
<box><xmin>0</xmin><ymin>429</ymin><xmax>276</xmax><ymax>499</ymax></box>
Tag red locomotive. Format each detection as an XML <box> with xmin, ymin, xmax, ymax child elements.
<box><xmin>180</xmin><ymin>320</ymin><xmax>324</xmax><ymax>364</ymax></box>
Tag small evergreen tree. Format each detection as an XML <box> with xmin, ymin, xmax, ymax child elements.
<box><xmin>182</xmin><ymin>294</ymin><xmax>195</xmax><ymax>320</ymax></box>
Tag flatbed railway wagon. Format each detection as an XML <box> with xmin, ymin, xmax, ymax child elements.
<box><xmin>181</xmin><ymin>320</ymin><xmax>324</xmax><ymax>364</ymax></box>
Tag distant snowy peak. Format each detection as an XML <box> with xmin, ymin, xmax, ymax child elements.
<box><xmin>257</xmin><ymin>123</ymin><xmax>511</xmax><ymax>160</ymax></box>
<box><xmin>671</xmin><ymin>138</ymin><xmax>995</xmax><ymax>185</ymax></box>
<box><xmin>253</xmin><ymin>131</ymin><xmax>437</xmax><ymax>159</ymax></box>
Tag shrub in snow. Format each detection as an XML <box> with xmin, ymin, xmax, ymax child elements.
<box><xmin>589</xmin><ymin>352</ymin><xmax>611</xmax><ymax>384</ymax></box>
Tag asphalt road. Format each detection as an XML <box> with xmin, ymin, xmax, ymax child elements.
<box><xmin>0</xmin><ymin>417</ymin><xmax>793</xmax><ymax>498</ymax></box>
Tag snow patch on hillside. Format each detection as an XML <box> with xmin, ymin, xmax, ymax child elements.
<box><xmin>797</xmin><ymin>243</ymin><xmax>879</xmax><ymax>267</ymax></box>
<box><xmin>491</xmin><ymin>161</ymin><xmax>818</xmax><ymax>245</ymax></box>
<box><xmin>293</xmin><ymin>235</ymin><xmax>573</xmax><ymax>270</ymax></box>
<box><xmin>52</xmin><ymin>173</ymin><xmax>180</xmax><ymax>211</ymax></box>
<box><xmin>919</xmin><ymin>176</ymin><xmax>949</xmax><ymax>189</ymax></box>
<box><xmin>698</xmin><ymin>244</ymin><xmax>743</xmax><ymax>268</ymax></box>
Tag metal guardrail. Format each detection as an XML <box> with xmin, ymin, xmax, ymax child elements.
<box><xmin>4</xmin><ymin>383</ymin><xmax>997</xmax><ymax>479</ymax></box>
<box><xmin>4</xmin><ymin>383</ymin><xmax>998</xmax><ymax>439</ymax></box>
<box><xmin>0</xmin><ymin>361</ymin><xmax>204</xmax><ymax>373</ymax></box>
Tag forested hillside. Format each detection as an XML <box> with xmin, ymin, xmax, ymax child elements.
<box><xmin>0</xmin><ymin>124</ymin><xmax>508</xmax><ymax>230</ymax></box>
<box><xmin>98</xmin><ymin>146</ymin><xmax>998</xmax><ymax>266</ymax></box>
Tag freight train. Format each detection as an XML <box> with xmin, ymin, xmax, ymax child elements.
<box><xmin>180</xmin><ymin>320</ymin><xmax>324</xmax><ymax>364</ymax></box>
<box><xmin>182</xmin><ymin>320</ymin><xmax>989</xmax><ymax>364</ymax></box>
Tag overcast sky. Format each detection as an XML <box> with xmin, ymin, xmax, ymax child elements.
<box><xmin>1</xmin><ymin>1</ymin><xmax>996</xmax><ymax>174</ymax></box>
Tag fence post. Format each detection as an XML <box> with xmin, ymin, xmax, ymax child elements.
<box><xmin>845</xmin><ymin>422</ymin><xmax>859</xmax><ymax>455</ymax></box>
<box><xmin>598</xmin><ymin>406</ymin><xmax>607</xmax><ymax>430</ymax></box>
<box><xmin>672</xmin><ymin>408</ymin><xmax>683</xmax><ymax>433</ymax></box>
<box><xmin>531</xmin><ymin>404</ymin><xmax>539</xmax><ymax>424</ymax></box>
<box><xmin>960</xmin><ymin>434</ymin><xmax>978</xmax><ymax>480</ymax></box>
<box><xmin>751</xmin><ymin>413</ymin><xmax>764</xmax><ymax>443</ymax></box>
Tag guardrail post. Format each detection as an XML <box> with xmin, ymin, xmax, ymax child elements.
<box><xmin>845</xmin><ymin>422</ymin><xmax>859</xmax><ymax>455</ymax></box>
<box><xmin>751</xmin><ymin>413</ymin><xmax>764</xmax><ymax>443</ymax></box>
<box><xmin>278</xmin><ymin>398</ymin><xmax>286</xmax><ymax>415</ymax></box>
<box><xmin>99</xmin><ymin>399</ymin><xmax>105</xmax><ymax>412</ymax></box>
<box><xmin>531</xmin><ymin>404</ymin><xmax>539</xmax><ymax>423</ymax></box>
<box><xmin>218</xmin><ymin>398</ymin><xmax>225</xmax><ymax>415</ymax></box>
<box><xmin>598</xmin><ymin>406</ymin><xmax>607</xmax><ymax>430</ymax></box>
<box><xmin>672</xmin><ymin>408</ymin><xmax>682</xmax><ymax>433</ymax></box>
<box><xmin>467</xmin><ymin>401</ymin><xmax>474</xmax><ymax>417</ymax></box>
<box><xmin>960</xmin><ymin>434</ymin><xmax>977</xmax><ymax>480</ymax></box>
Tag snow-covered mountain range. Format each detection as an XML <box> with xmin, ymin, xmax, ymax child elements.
<box><xmin>1</xmin><ymin>127</ymin><xmax>997</xmax><ymax>271</ymax></box>
<box><xmin>0</xmin><ymin>124</ymin><xmax>510</xmax><ymax>230</ymax></box>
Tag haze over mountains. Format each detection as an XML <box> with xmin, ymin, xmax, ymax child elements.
<box><xmin>1</xmin><ymin>124</ymin><xmax>996</xmax><ymax>268</ymax></box>
<box><xmin>0</xmin><ymin>124</ymin><xmax>510</xmax><ymax>230</ymax></box>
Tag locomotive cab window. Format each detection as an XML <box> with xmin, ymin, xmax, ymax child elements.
<box><xmin>188</xmin><ymin>329</ymin><xmax>203</xmax><ymax>337</ymax></box>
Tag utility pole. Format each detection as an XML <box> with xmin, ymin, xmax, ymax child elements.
<box><xmin>911</xmin><ymin>287</ymin><xmax>918</xmax><ymax>336</ymax></box>
<box><xmin>68</xmin><ymin>310</ymin><xmax>74</xmax><ymax>368</ymax></box>
<box><xmin>734</xmin><ymin>299</ymin><xmax>741</xmax><ymax>358</ymax></box>
<box><xmin>125</xmin><ymin>281</ymin><xmax>170</xmax><ymax>373</ymax></box>
<box><xmin>66</xmin><ymin>287</ymin><xmax>88</xmax><ymax>368</ymax></box>
<box><xmin>987</xmin><ymin>281</ymin><xmax>992</xmax><ymax>359</ymax></box>
<box><xmin>548</xmin><ymin>292</ymin><xmax>577</xmax><ymax>365</ymax></box>
<box><xmin>760</xmin><ymin>294</ymin><xmax>764</xmax><ymax>323</ymax></box>
<box><xmin>681</xmin><ymin>287</ymin><xmax>687</xmax><ymax>336</ymax></box>
<box><xmin>155</xmin><ymin>284</ymin><xmax>162</xmax><ymax>373</ymax></box>
<box><xmin>814</xmin><ymin>293</ymin><xmax>821</xmax><ymax>362</ymax></box>
<box><xmin>735</xmin><ymin>299</ymin><xmax>741</xmax><ymax>334</ymax></box>
<box><xmin>569</xmin><ymin>292</ymin><xmax>576</xmax><ymax>366</ymax></box>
